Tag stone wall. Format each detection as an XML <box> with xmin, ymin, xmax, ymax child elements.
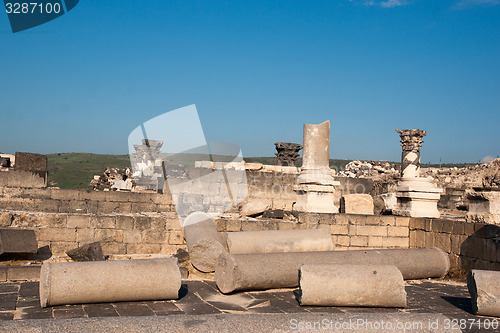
<box><xmin>0</xmin><ymin>170</ymin><xmax>47</xmax><ymax>188</ymax></box>
<box><xmin>409</xmin><ymin>218</ymin><xmax>500</xmax><ymax>277</ymax></box>
<box><xmin>0</xmin><ymin>187</ymin><xmax>174</xmax><ymax>214</ymax></box>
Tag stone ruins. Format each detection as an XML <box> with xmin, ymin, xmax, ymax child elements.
<box><xmin>0</xmin><ymin>121</ymin><xmax>499</xmax><ymax>318</ymax></box>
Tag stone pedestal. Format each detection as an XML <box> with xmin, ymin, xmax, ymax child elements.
<box><xmin>466</xmin><ymin>188</ymin><xmax>500</xmax><ymax>224</ymax></box>
<box><xmin>293</xmin><ymin>120</ymin><xmax>339</xmax><ymax>213</ymax></box>
<box><xmin>394</xmin><ymin>129</ymin><xmax>442</xmax><ymax>218</ymax></box>
<box><xmin>274</xmin><ymin>142</ymin><xmax>302</xmax><ymax>167</ymax></box>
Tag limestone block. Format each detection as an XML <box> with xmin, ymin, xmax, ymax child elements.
<box><xmin>340</xmin><ymin>194</ymin><xmax>374</xmax><ymax>215</ymax></box>
<box><xmin>299</xmin><ymin>264</ymin><xmax>406</xmax><ymax>307</ymax></box>
<box><xmin>0</xmin><ymin>228</ymin><xmax>38</xmax><ymax>258</ymax></box>
<box><xmin>467</xmin><ymin>190</ymin><xmax>500</xmax><ymax>224</ymax></box>
<box><xmin>40</xmin><ymin>258</ymin><xmax>181</xmax><ymax>307</ymax></box>
<box><xmin>467</xmin><ymin>269</ymin><xmax>500</xmax><ymax>317</ymax></box>
<box><xmin>221</xmin><ymin>229</ymin><xmax>334</xmax><ymax>254</ymax></box>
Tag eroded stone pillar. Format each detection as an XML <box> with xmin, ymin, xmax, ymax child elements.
<box><xmin>397</xmin><ymin>129</ymin><xmax>425</xmax><ymax>179</ymax></box>
<box><xmin>394</xmin><ymin>129</ymin><xmax>442</xmax><ymax>218</ymax></box>
<box><xmin>299</xmin><ymin>264</ymin><xmax>406</xmax><ymax>307</ymax></box>
<box><xmin>40</xmin><ymin>258</ymin><xmax>181</xmax><ymax>307</ymax></box>
<box><xmin>183</xmin><ymin>211</ymin><xmax>226</xmax><ymax>272</ymax></box>
<box><xmin>221</xmin><ymin>229</ymin><xmax>334</xmax><ymax>254</ymax></box>
<box><xmin>215</xmin><ymin>247</ymin><xmax>449</xmax><ymax>293</ymax></box>
<box><xmin>293</xmin><ymin>120</ymin><xmax>339</xmax><ymax>213</ymax></box>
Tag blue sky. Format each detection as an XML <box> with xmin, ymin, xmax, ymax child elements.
<box><xmin>1</xmin><ymin>0</ymin><xmax>499</xmax><ymax>163</ymax></box>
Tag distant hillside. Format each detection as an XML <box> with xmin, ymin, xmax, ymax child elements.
<box><xmin>46</xmin><ymin>153</ymin><xmax>354</xmax><ymax>189</ymax></box>
<box><xmin>47</xmin><ymin>153</ymin><xmax>131</xmax><ymax>189</ymax></box>
<box><xmin>46</xmin><ymin>153</ymin><xmax>471</xmax><ymax>189</ymax></box>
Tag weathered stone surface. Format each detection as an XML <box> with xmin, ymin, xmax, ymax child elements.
<box><xmin>215</xmin><ymin>247</ymin><xmax>449</xmax><ymax>293</ymax></box>
<box><xmin>467</xmin><ymin>269</ymin><xmax>500</xmax><ymax>317</ymax></box>
<box><xmin>0</xmin><ymin>228</ymin><xmax>37</xmax><ymax>258</ymax></box>
<box><xmin>467</xmin><ymin>189</ymin><xmax>500</xmax><ymax>224</ymax></box>
<box><xmin>15</xmin><ymin>152</ymin><xmax>47</xmax><ymax>172</ymax></box>
<box><xmin>373</xmin><ymin>192</ymin><xmax>397</xmax><ymax>214</ymax></box>
<box><xmin>240</xmin><ymin>201</ymin><xmax>270</xmax><ymax>217</ymax></box>
<box><xmin>183</xmin><ymin>212</ymin><xmax>226</xmax><ymax>272</ymax></box>
<box><xmin>66</xmin><ymin>242</ymin><xmax>105</xmax><ymax>262</ymax></box>
<box><xmin>299</xmin><ymin>264</ymin><xmax>406</xmax><ymax>307</ymax></box>
<box><xmin>340</xmin><ymin>194</ymin><xmax>374</xmax><ymax>215</ymax></box>
<box><xmin>294</xmin><ymin>120</ymin><xmax>340</xmax><ymax>213</ymax></box>
<box><xmin>274</xmin><ymin>142</ymin><xmax>302</xmax><ymax>167</ymax></box>
<box><xmin>221</xmin><ymin>229</ymin><xmax>334</xmax><ymax>254</ymax></box>
<box><xmin>40</xmin><ymin>258</ymin><xmax>181</xmax><ymax>307</ymax></box>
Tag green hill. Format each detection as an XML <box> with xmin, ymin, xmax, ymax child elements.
<box><xmin>47</xmin><ymin>153</ymin><xmax>131</xmax><ymax>189</ymax></box>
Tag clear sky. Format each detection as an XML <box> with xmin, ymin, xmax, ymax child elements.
<box><xmin>1</xmin><ymin>0</ymin><xmax>499</xmax><ymax>163</ymax></box>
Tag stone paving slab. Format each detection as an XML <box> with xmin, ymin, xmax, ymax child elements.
<box><xmin>0</xmin><ymin>280</ymin><xmax>498</xmax><ymax>332</ymax></box>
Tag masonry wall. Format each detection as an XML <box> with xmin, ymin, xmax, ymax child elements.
<box><xmin>0</xmin><ymin>170</ymin><xmax>47</xmax><ymax>188</ymax></box>
<box><xmin>409</xmin><ymin>218</ymin><xmax>500</xmax><ymax>277</ymax></box>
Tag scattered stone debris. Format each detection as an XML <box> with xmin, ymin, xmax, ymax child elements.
<box><xmin>338</xmin><ymin>160</ymin><xmax>399</xmax><ymax>178</ymax></box>
<box><xmin>240</xmin><ymin>201</ymin><xmax>270</xmax><ymax>217</ymax></box>
<box><xmin>66</xmin><ymin>242</ymin><xmax>105</xmax><ymax>262</ymax></box>
<box><xmin>90</xmin><ymin>167</ymin><xmax>134</xmax><ymax>191</ymax></box>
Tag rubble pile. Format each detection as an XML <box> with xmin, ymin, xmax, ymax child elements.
<box><xmin>338</xmin><ymin>160</ymin><xmax>399</xmax><ymax>178</ymax></box>
<box><xmin>90</xmin><ymin>167</ymin><xmax>134</xmax><ymax>191</ymax></box>
<box><xmin>421</xmin><ymin>158</ymin><xmax>500</xmax><ymax>189</ymax></box>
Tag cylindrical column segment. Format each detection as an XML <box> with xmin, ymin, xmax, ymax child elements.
<box><xmin>215</xmin><ymin>247</ymin><xmax>449</xmax><ymax>293</ymax></box>
<box><xmin>222</xmin><ymin>229</ymin><xmax>334</xmax><ymax>254</ymax></box>
<box><xmin>299</xmin><ymin>264</ymin><xmax>406</xmax><ymax>307</ymax></box>
<box><xmin>396</xmin><ymin>129</ymin><xmax>426</xmax><ymax>179</ymax></box>
<box><xmin>183</xmin><ymin>211</ymin><xmax>226</xmax><ymax>272</ymax></box>
<box><xmin>40</xmin><ymin>258</ymin><xmax>181</xmax><ymax>307</ymax></box>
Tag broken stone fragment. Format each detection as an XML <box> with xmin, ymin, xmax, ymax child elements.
<box><xmin>467</xmin><ymin>269</ymin><xmax>500</xmax><ymax>317</ymax></box>
<box><xmin>239</xmin><ymin>201</ymin><xmax>270</xmax><ymax>217</ymax></box>
<box><xmin>66</xmin><ymin>242</ymin><xmax>105</xmax><ymax>262</ymax></box>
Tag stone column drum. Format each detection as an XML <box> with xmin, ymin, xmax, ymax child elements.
<box><xmin>183</xmin><ymin>211</ymin><xmax>226</xmax><ymax>272</ymax></box>
<box><xmin>40</xmin><ymin>258</ymin><xmax>181</xmax><ymax>307</ymax></box>
<box><xmin>394</xmin><ymin>129</ymin><xmax>442</xmax><ymax>218</ymax></box>
<box><xmin>299</xmin><ymin>264</ymin><xmax>406</xmax><ymax>307</ymax></box>
<box><xmin>293</xmin><ymin>120</ymin><xmax>340</xmax><ymax>213</ymax></box>
<box><xmin>221</xmin><ymin>229</ymin><xmax>334</xmax><ymax>254</ymax></box>
<box><xmin>467</xmin><ymin>270</ymin><xmax>500</xmax><ymax>317</ymax></box>
<box><xmin>215</xmin><ymin>247</ymin><xmax>449</xmax><ymax>293</ymax></box>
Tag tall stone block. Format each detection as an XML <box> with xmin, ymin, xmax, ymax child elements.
<box><xmin>466</xmin><ymin>189</ymin><xmax>500</xmax><ymax>224</ymax></box>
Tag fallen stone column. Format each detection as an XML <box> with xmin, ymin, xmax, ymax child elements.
<box><xmin>215</xmin><ymin>247</ymin><xmax>449</xmax><ymax>293</ymax></box>
<box><xmin>183</xmin><ymin>211</ymin><xmax>226</xmax><ymax>272</ymax></box>
<box><xmin>40</xmin><ymin>258</ymin><xmax>181</xmax><ymax>307</ymax></box>
<box><xmin>467</xmin><ymin>270</ymin><xmax>500</xmax><ymax>317</ymax></box>
<box><xmin>299</xmin><ymin>264</ymin><xmax>406</xmax><ymax>307</ymax></box>
<box><xmin>221</xmin><ymin>229</ymin><xmax>334</xmax><ymax>254</ymax></box>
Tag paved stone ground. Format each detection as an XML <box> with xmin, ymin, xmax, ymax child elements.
<box><xmin>0</xmin><ymin>280</ymin><xmax>498</xmax><ymax>332</ymax></box>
